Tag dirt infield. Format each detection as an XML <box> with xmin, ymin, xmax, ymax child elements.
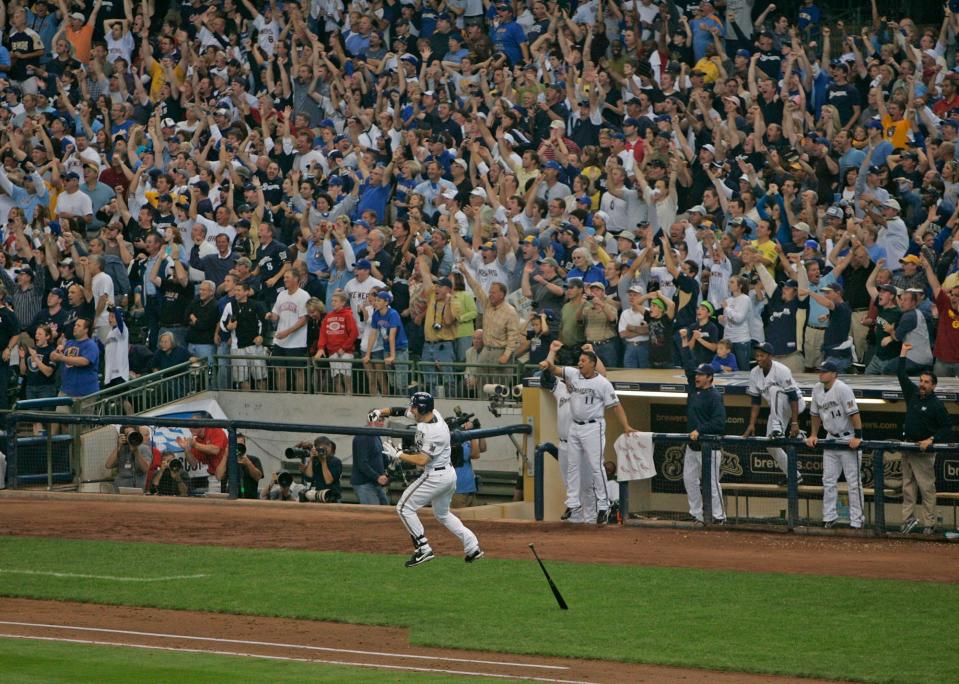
<box><xmin>1</xmin><ymin>494</ymin><xmax>958</xmax><ymax>582</ymax></box>
<box><xmin>0</xmin><ymin>598</ymin><xmax>840</xmax><ymax>684</ymax></box>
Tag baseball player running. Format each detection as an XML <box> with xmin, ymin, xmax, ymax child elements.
<box><xmin>805</xmin><ymin>360</ymin><xmax>865</xmax><ymax>528</ymax></box>
<box><xmin>379</xmin><ymin>392</ymin><xmax>483</xmax><ymax>567</ymax></box>
<box><xmin>544</xmin><ymin>348</ymin><xmax>636</xmax><ymax>524</ymax></box>
<box><xmin>680</xmin><ymin>345</ymin><xmax>727</xmax><ymax>524</ymax></box>
<box><xmin>744</xmin><ymin>342</ymin><xmax>806</xmax><ymax>485</ymax></box>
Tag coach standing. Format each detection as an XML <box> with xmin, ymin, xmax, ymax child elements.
<box><xmin>680</xmin><ymin>345</ymin><xmax>727</xmax><ymax>525</ymax></box>
<box><xmin>805</xmin><ymin>360</ymin><xmax>864</xmax><ymax>529</ymax></box>
<box><xmin>544</xmin><ymin>349</ymin><xmax>636</xmax><ymax>525</ymax></box>
<box><xmin>897</xmin><ymin>343</ymin><xmax>952</xmax><ymax>535</ymax></box>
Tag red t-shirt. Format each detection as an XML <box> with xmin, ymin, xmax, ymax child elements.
<box><xmin>934</xmin><ymin>289</ymin><xmax>959</xmax><ymax>363</ymax></box>
<box><xmin>191</xmin><ymin>428</ymin><xmax>228</xmax><ymax>476</ymax></box>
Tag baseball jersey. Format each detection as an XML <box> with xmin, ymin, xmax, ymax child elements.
<box><xmin>415</xmin><ymin>410</ymin><xmax>452</xmax><ymax>472</ymax></box>
<box><xmin>810</xmin><ymin>379</ymin><xmax>859</xmax><ymax>437</ymax></box>
<box><xmin>747</xmin><ymin>361</ymin><xmax>806</xmax><ymax>415</ymax></box>
<box><xmin>562</xmin><ymin>367</ymin><xmax>619</xmax><ymax>422</ymax></box>
<box><xmin>553</xmin><ymin>381</ymin><xmax>572</xmax><ymax>440</ymax></box>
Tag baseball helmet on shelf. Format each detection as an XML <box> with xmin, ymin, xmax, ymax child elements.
<box><xmin>409</xmin><ymin>392</ymin><xmax>434</xmax><ymax>413</ymax></box>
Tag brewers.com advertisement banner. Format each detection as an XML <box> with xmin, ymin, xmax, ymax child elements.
<box><xmin>648</xmin><ymin>403</ymin><xmax>959</xmax><ymax>494</ymax></box>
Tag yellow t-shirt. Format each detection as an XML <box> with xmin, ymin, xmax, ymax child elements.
<box><xmin>148</xmin><ymin>60</ymin><xmax>186</xmax><ymax>102</ymax></box>
<box><xmin>693</xmin><ymin>57</ymin><xmax>720</xmax><ymax>85</ymax></box>
<box><xmin>751</xmin><ymin>239</ymin><xmax>778</xmax><ymax>266</ymax></box>
<box><xmin>881</xmin><ymin>115</ymin><xmax>910</xmax><ymax>149</ymax></box>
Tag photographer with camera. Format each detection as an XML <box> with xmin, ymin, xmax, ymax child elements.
<box><xmin>229</xmin><ymin>433</ymin><xmax>263</xmax><ymax>499</ymax></box>
<box><xmin>104</xmin><ymin>426</ymin><xmax>151</xmax><ymax>492</ymax></box>
<box><xmin>377</xmin><ymin>392</ymin><xmax>484</xmax><ymax>567</ymax></box>
<box><xmin>351</xmin><ymin>411</ymin><xmax>391</xmax><ymax>505</ymax></box>
<box><xmin>150</xmin><ymin>451</ymin><xmax>189</xmax><ymax>497</ymax></box>
<box><xmin>266</xmin><ymin>471</ymin><xmax>297</xmax><ymax>501</ymax></box>
<box><xmin>452</xmin><ymin>415</ymin><xmax>485</xmax><ymax>509</ymax></box>
<box><xmin>296</xmin><ymin>436</ymin><xmax>343</xmax><ymax>503</ymax></box>
<box><xmin>175</xmin><ymin>426</ymin><xmax>228</xmax><ymax>494</ymax></box>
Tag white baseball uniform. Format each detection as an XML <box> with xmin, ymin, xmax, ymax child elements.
<box><xmin>747</xmin><ymin>361</ymin><xmax>806</xmax><ymax>476</ymax></box>
<box><xmin>395</xmin><ymin>410</ymin><xmax>481</xmax><ymax>556</ymax></box>
<box><xmin>810</xmin><ymin>379</ymin><xmax>864</xmax><ymax>528</ymax></box>
<box><xmin>552</xmin><ymin>381</ymin><xmax>575</xmax><ymax>513</ymax></box>
<box><xmin>562</xmin><ymin>367</ymin><xmax>618</xmax><ymax>518</ymax></box>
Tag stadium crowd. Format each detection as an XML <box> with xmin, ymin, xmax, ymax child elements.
<box><xmin>0</xmin><ymin>0</ymin><xmax>958</xmax><ymax>409</ymax></box>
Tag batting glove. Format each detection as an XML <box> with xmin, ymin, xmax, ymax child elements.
<box><xmin>382</xmin><ymin>440</ymin><xmax>400</xmax><ymax>461</ymax></box>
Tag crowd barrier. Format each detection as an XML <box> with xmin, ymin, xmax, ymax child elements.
<box><xmin>3</xmin><ymin>409</ymin><xmax>532</xmax><ymax>498</ymax></box>
<box><xmin>534</xmin><ymin>432</ymin><xmax>959</xmax><ymax>535</ymax></box>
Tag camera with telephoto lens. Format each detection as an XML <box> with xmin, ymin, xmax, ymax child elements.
<box><xmin>127</xmin><ymin>430</ymin><xmax>144</xmax><ymax>448</ymax></box>
<box><xmin>168</xmin><ymin>457</ymin><xmax>183</xmax><ymax>473</ymax></box>
<box><xmin>447</xmin><ymin>407</ymin><xmax>479</xmax><ymax>468</ymax></box>
<box><xmin>236</xmin><ymin>442</ymin><xmax>247</xmax><ymax>456</ymax></box>
<box><xmin>285</xmin><ymin>447</ymin><xmax>310</xmax><ymax>460</ymax></box>
<box><xmin>300</xmin><ymin>487</ymin><xmax>340</xmax><ymax>503</ymax></box>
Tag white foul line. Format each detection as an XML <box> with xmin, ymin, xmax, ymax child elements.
<box><xmin>0</xmin><ymin>621</ymin><xmax>567</xmax><ymax>671</ymax></box>
<box><xmin>0</xmin><ymin>570</ymin><xmax>208</xmax><ymax>582</ymax></box>
<box><xmin>0</xmin><ymin>633</ymin><xmax>590</xmax><ymax>684</ymax></box>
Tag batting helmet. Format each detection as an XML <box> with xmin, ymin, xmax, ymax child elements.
<box><xmin>409</xmin><ymin>391</ymin><xmax>434</xmax><ymax>413</ymax></box>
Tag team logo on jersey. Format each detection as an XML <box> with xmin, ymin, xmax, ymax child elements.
<box><xmin>414</xmin><ymin>431</ymin><xmax>425</xmax><ymax>451</ymax></box>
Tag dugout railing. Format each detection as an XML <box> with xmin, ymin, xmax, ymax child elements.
<box><xmin>533</xmin><ymin>432</ymin><xmax>959</xmax><ymax>535</ymax></box>
<box><xmin>2</xmin><ymin>410</ymin><xmax>533</xmax><ymax>499</ymax></box>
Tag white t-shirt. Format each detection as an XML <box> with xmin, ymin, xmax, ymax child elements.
<box><xmin>105</xmin><ymin>31</ymin><xmax>135</xmax><ymax>63</ymax></box>
<box><xmin>55</xmin><ymin>190</ymin><xmax>93</xmax><ymax>218</ymax></box>
<box><xmin>91</xmin><ymin>271</ymin><xmax>115</xmax><ymax>327</ymax></box>
<box><xmin>104</xmin><ymin>324</ymin><xmax>129</xmax><ymax>383</ymax></box>
<box><xmin>343</xmin><ymin>275</ymin><xmax>385</xmax><ymax>328</ymax></box>
<box><xmin>195</xmin><ymin>216</ymin><xmax>236</xmax><ymax>245</ymax></box>
<box><xmin>562</xmin><ymin>367</ymin><xmax>619</xmax><ymax>423</ymax></box>
<box><xmin>618</xmin><ymin>307</ymin><xmax>649</xmax><ymax>343</ymax></box>
<box><xmin>811</xmin><ymin>379</ymin><xmax>859</xmax><ymax>438</ymax></box>
<box><xmin>272</xmin><ymin>287</ymin><xmax>310</xmax><ymax>349</ymax></box>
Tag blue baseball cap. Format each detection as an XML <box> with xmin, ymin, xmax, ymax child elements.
<box><xmin>355</xmin><ymin>259</ymin><xmax>372</xmax><ymax>270</ymax></box>
<box><xmin>816</xmin><ymin>360</ymin><xmax>841</xmax><ymax>373</ymax></box>
<box><xmin>753</xmin><ymin>341</ymin><xmax>774</xmax><ymax>354</ymax></box>
<box><xmin>544</xmin><ymin>160</ymin><xmax>563</xmax><ymax>171</ymax></box>
<box><xmin>319</xmin><ymin>119</ymin><xmax>335</xmax><ymax>129</ymax></box>
<box><xmin>736</xmin><ymin>49</ymin><xmax>751</xmax><ymax>58</ymax></box>
<box><xmin>804</xmin><ymin>239</ymin><xmax>820</xmax><ymax>250</ymax></box>
<box><xmin>865</xmin><ymin>119</ymin><xmax>883</xmax><ymax>130</ymax></box>
<box><xmin>694</xmin><ymin>363</ymin><xmax>715</xmax><ymax>376</ymax></box>
<box><xmin>327</xmin><ymin>176</ymin><xmax>344</xmax><ymax>186</ymax></box>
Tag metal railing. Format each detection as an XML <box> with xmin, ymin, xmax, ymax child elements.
<box><xmin>80</xmin><ymin>362</ymin><xmax>207</xmax><ymax>421</ymax></box>
<box><xmin>534</xmin><ymin>432</ymin><xmax>959</xmax><ymax>535</ymax></box>
<box><xmin>3</xmin><ymin>410</ymin><xmax>533</xmax><ymax>497</ymax></box>
<box><xmin>209</xmin><ymin>354</ymin><xmax>531</xmax><ymax>399</ymax></box>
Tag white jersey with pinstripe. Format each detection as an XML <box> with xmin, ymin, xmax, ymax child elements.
<box><xmin>810</xmin><ymin>380</ymin><xmax>859</xmax><ymax>437</ymax></box>
<box><xmin>414</xmin><ymin>410</ymin><xmax>451</xmax><ymax>472</ymax></box>
<box><xmin>562</xmin><ymin>367</ymin><xmax>619</xmax><ymax>422</ymax></box>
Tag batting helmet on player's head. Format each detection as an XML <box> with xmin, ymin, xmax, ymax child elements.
<box><xmin>409</xmin><ymin>391</ymin><xmax>435</xmax><ymax>414</ymax></box>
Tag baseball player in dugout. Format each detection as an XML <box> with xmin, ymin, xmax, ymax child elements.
<box><xmin>744</xmin><ymin>342</ymin><xmax>806</xmax><ymax>486</ymax></box>
<box><xmin>805</xmin><ymin>361</ymin><xmax>864</xmax><ymax>529</ymax></box>
<box><xmin>539</xmin><ymin>341</ymin><xmax>610</xmax><ymax>524</ymax></box>
<box><xmin>679</xmin><ymin>345</ymin><xmax>727</xmax><ymax>525</ymax></box>
<box><xmin>544</xmin><ymin>348</ymin><xmax>636</xmax><ymax>525</ymax></box>
<box><xmin>378</xmin><ymin>393</ymin><xmax>484</xmax><ymax>567</ymax></box>
<box><xmin>897</xmin><ymin>344</ymin><xmax>952</xmax><ymax>535</ymax></box>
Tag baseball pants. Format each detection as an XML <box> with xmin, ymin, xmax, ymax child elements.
<box><xmin>764</xmin><ymin>388</ymin><xmax>801</xmax><ymax>477</ymax></box>
<box><xmin>558</xmin><ymin>439</ymin><xmax>573</xmax><ymax>507</ymax></box>
<box><xmin>822</xmin><ymin>449</ymin><xmax>864</xmax><ymax>528</ymax></box>
<box><xmin>567</xmin><ymin>421</ymin><xmax>608</xmax><ymax>516</ymax></box>
<box><xmin>396</xmin><ymin>467</ymin><xmax>480</xmax><ymax>555</ymax></box>
<box><xmin>684</xmin><ymin>446</ymin><xmax>725</xmax><ymax>522</ymax></box>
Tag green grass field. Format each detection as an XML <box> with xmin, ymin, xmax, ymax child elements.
<box><xmin>1</xmin><ymin>536</ymin><xmax>957</xmax><ymax>683</ymax></box>
<box><xmin>0</xmin><ymin>638</ymin><xmax>508</xmax><ymax>683</ymax></box>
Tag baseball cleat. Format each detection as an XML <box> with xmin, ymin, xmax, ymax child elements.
<box><xmin>823</xmin><ymin>520</ymin><xmax>838</xmax><ymax>529</ymax></box>
<box><xmin>405</xmin><ymin>548</ymin><xmax>435</xmax><ymax>567</ymax></box>
<box><xmin>465</xmin><ymin>549</ymin><xmax>484</xmax><ymax>563</ymax></box>
<box><xmin>922</xmin><ymin>526</ymin><xmax>936</xmax><ymax>536</ymax></box>
<box><xmin>560</xmin><ymin>507</ymin><xmax>573</xmax><ymax>521</ymax></box>
<box><xmin>596</xmin><ymin>509</ymin><xmax>609</xmax><ymax>525</ymax></box>
<box><xmin>900</xmin><ymin>518</ymin><xmax>919</xmax><ymax>534</ymax></box>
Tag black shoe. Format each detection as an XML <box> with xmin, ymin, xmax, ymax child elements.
<box><xmin>465</xmin><ymin>549</ymin><xmax>484</xmax><ymax>563</ymax></box>
<box><xmin>824</xmin><ymin>520</ymin><xmax>838</xmax><ymax>529</ymax></box>
<box><xmin>776</xmin><ymin>474</ymin><xmax>804</xmax><ymax>487</ymax></box>
<box><xmin>560</xmin><ymin>507</ymin><xmax>573</xmax><ymax>521</ymax></box>
<box><xmin>596</xmin><ymin>509</ymin><xmax>609</xmax><ymax>525</ymax></box>
<box><xmin>714</xmin><ymin>518</ymin><xmax>726</xmax><ymax>526</ymax></box>
<box><xmin>405</xmin><ymin>547</ymin><xmax>435</xmax><ymax>567</ymax></box>
<box><xmin>900</xmin><ymin>518</ymin><xmax>919</xmax><ymax>534</ymax></box>
<box><xmin>922</xmin><ymin>526</ymin><xmax>936</xmax><ymax>536</ymax></box>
